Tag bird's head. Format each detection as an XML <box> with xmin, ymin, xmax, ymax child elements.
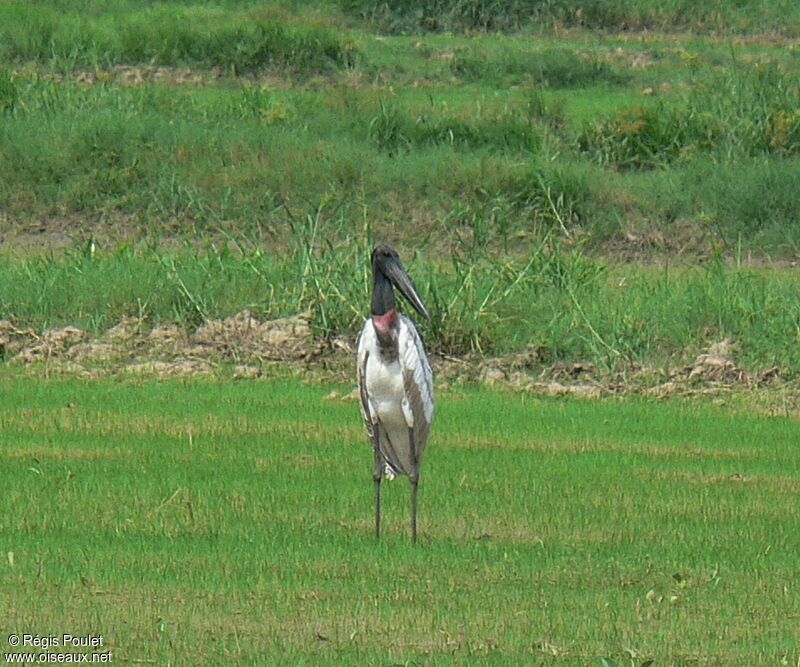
<box><xmin>372</xmin><ymin>244</ymin><xmax>430</xmax><ymax>321</ymax></box>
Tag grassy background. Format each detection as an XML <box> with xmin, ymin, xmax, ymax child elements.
<box><xmin>2</xmin><ymin>240</ymin><xmax>800</xmax><ymax>374</ymax></box>
<box><xmin>0</xmin><ymin>1</ymin><xmax>358</xmax><ymax>73</ymax></box>
<box><xmin>341</xmin><ymin>0</ymin><xmax>800</xmax><ymax>35</ymax></box>
<box><xmin>1</xmin><ymin>0</ymin><xmax>799</xmax><ymax>377</ymax></box>
<box><xmin>0</xmin><ymin>1</ymin><xmax>799</xmax><ymax>253</ymax></box>
<box><xmin>1</xmin><ymin>376</ymin><xmax>798</xmax><ymax>664</ymax></box>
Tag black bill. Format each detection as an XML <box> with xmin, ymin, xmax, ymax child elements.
<box><xmin>383</xmin><ymin>255</ymin><xmax>431</xmax><ymax>321</ymax></box>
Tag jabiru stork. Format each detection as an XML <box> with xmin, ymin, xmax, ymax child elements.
<box><xmin>357</xmin><ymin>245</ymin><xmax>434</xmax><ymax>543</ymax></box>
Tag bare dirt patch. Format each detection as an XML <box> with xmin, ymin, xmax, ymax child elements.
<box><xmin>2</xmin><ymin>314</ymin><xmax>796</xmax><ymax>406</ymax></box>
<box><xmin>125</xmin><ymin>359</ymin><xmax>215</xmax><ymax>378</ymax></box>
<box><xmin>191</xmin><ymin>310</ymin><xmax>315</xmax><ymax>361</ymax></box>
<box><xmin>16</xmin><ymin>326</ymin><xmax>87</xmax><ymax>363</ymax></box>
<box><xmin>3</xmin><ymin>310</ymin><xmax>316</xmax><ymax>377</ymax></box>
<box><xmin>0</xmin><ymin>320</ymin><xmax>37</xmax><ymax>357</ymax></box>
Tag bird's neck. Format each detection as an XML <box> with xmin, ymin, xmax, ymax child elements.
<box><xmin>371</xmin><ymin>272</ymin><xmax>399</xmax><ymax>345</ymax></box>
<box><xmin>372</xmin><ymin>308</ymin><xmax>398</xmax><ymax>338</ymax></box>
<box><xmin>371</xmin><ymin>271</ymin><xmax>396</xmax><ymax>316</ymax></box>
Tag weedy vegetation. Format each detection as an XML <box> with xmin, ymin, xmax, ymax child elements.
<box><xmin>2</xmin><ymin>237</ymin><xmax>800</xmax><ymax>374</ymax></box>
<box><xmin>340</xmin><ymin>0</ymin><xmax>800</xmax><ymax>35</ymax></box>
<box><xmin>0</xmin><ymin>2</ymin><xmax>359</xmax><ymax>74</ymax></box>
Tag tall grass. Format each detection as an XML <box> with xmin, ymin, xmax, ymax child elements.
<box><xmin>2</xmin><ymin>66</ymin><xmax>799</xmax><ymax>249</ymax></box>
<box><xmin>691</xmin><ymin>63</ymin><xmax>800</xmax><ymax>159</ymax></box>
<box><xmin>1</xmin><ymin>5</ymin><xmax>799</xmax><ymax>256</ymax></box>
<box><xmin>2</xmin><ymin>236</ymin><xmax>800</xmax><ymax>374</ymax></box>
<box><xmin>451</xmin><ymin>47</ymin><xmax>628</xmax><ymax>89</ymax></box>
<box><xmin>365</xmin><ymin>97</ymin><xmax>541</xmax><ymax>154</ymax></box>
<box><xmin>0</xmin><ymin>2</ymin><xmax>359</xmax><ymax>74</ymax></box>
<box><xmin>685</xmin><ymin>158</ymin><xmax>800</xmax><ymax>250</ymax></box>
<box><xmin>0</xmin><ymin>77</ymin><xmax>574</xmax><ymax>232</ymax></box>
<box><xmin>341</xmin><ymin>0</ymin><xmax>800</xmax><ymax>35</ymax></box>
<box><xmin>579</xmin><ymin>64</ymin><xmax>800</xmax><ymax>169</ymax></box>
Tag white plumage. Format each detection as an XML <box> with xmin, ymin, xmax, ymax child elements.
<box><xmin>357</xmin><ymin>315</ymin><xmax>434</xmax><ymax>480</ymax></box>
<box><xmin>356</xmin><ymin>244</ymin><xmax>434</xmax><ymax>542</ymax></box>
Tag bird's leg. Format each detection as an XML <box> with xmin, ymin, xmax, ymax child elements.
<box><xmin>411</xmin><ymin>476</ymin><xmax>418</xmax><ymax>544</ymax></box>
<box><xmin>373</xmin><ymin>431</ymin><xmax>383</xmax><ymax>540</ymax></box>
<box><xmin>408</xmin><ymin>426</ymin><xmax>419</xmax><ymax>544</ymax></box>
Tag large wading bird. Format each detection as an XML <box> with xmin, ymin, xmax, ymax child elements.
<box><xmin>357</xmin><ymin>245</ymin><xmax>434</xmax><ymax>543</ymax></box>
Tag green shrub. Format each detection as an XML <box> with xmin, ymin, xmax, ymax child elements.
<box><xmin>689</xmin><ymin>63</ymin><xmax>800</xmax><ymax>158</ymax></box>
<box><xmin>577</xmin><ymin>104</ymin><xmax>709</xmax><ymax>169</ymax></box>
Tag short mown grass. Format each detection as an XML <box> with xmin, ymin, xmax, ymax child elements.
<box><xmin>1</xmin><ymin>376</ymin><xmax>798</xmax><ymax>664</ymax></box>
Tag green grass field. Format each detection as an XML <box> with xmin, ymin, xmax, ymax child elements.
<box><xmin>2</xmin><ymin>3</ymin><xmax>800</xmax><ymax>664</ymax></box>
<box><xmin>1</xmin><ymin>0</ymin><xmax>799</xmax><ymax>252</ymax></box>
<box><xmin>2</xmin><ymin>375</ymin><xmax>798</xmax><ymax>664</ymax></box>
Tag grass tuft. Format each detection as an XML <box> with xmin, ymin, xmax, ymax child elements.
<box><xmin>452</xmin><ymin>47</ymin><xmax>627</xmax><ymax>89</ymax></box>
